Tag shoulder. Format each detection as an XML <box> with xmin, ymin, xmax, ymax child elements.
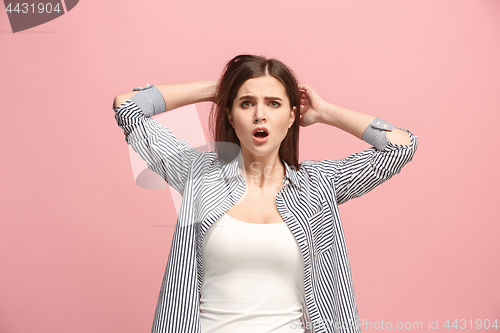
<box><xmin>197</xmin><ymin>150</ymin><xmax>218</xmax><ymax>167</ymax></box>
<box><xmin>290</xmin><ymin>160</ymin><xmax>339</xmax><ymax>189</ymax></box>
<box><xmin>299</xmin><ymin>159</ymin><xmax>340</xmax><ymax>177</ymax></box>
<box><xmin>196</xmin><ymin>151</ymin><xmax>237</xmax><ymax>177</ymax></box>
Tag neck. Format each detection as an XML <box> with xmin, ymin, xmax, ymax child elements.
<box><xmin>239</xmin><ymin>150</ymin><xmax>285</xmax><ymax>189</ymax></box>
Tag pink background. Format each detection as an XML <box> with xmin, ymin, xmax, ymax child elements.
<box><xmin>1</xmin><ymin>0</ymin><xmax>499</xmax><ymax>332</ymax></box>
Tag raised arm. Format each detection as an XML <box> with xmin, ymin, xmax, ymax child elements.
<box><xmin>113</xmin><ymin>80</ymin><xmax>219</xmax><ymax>111</ymax></box>
<box><xmin>298</xmin><ymin>83</ymin><xmax>411</xmax><ymax>147</ymax></box>
<box><xmin>112</xmin><ymin>80</ymin><xmax>218</xmax><ymax>196</ymax></box>
<box><xmin>298</xmin><ymin>84</ymin><xmax>418</xmax><ymax>205</ymax></box>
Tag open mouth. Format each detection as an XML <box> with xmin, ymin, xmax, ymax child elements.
<box><xmin>254</xmin><ymin>130</ymin><xmax>269</xmax><ymax>138</ymax></box>
<box><xmin>253</xmin><ymin>127</ymin><xmax>269</xmax><ymax>138</ymax></box>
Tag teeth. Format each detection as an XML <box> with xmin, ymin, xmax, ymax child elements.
<box><xmin>254</xmin><ymin>129</ymin><xmax>268</xmax><ymax>137</ymax></box>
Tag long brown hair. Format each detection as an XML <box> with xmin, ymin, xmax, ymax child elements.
<box><xmin>209</xmin><ymin>54</ymin><xmax>301</xmax><ymax>169</ymax></box>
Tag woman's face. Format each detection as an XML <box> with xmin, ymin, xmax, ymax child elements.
<box><xmin>228</xmin><ymin>75</ymin><xmax>296</xmax><ymax>159</ymax></box>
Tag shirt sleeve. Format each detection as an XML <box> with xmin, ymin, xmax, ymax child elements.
<box><xmin>304</xmin><ymin>129</ymin><xmax>418</xmax><ymax>205</ymax></box>
<box><xmin>112</xmin><ymin>98</ymin><xmax>201</xmax><ymax>197</ymax></box>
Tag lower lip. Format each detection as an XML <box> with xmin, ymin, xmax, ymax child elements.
<box><xmin>253</xmin><ymin>134</ymin><xmax>269</xmax><ymax>143</ymax></box>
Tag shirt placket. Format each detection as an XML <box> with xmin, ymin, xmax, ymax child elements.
<box><xmin>276</xmin><ymin>179</ymin><xmax>319</xmax><ymax>331</ymax></box>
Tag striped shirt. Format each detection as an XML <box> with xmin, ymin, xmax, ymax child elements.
<box><xmin>113</xmin><ymin>98</ymin><xmax>418</xmax><ymax>333</ymax></box>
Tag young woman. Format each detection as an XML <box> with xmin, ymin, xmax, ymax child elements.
<box><xmin>112</xmin><ymin>55</ymin><xmax>418</xmax><ymax>333</ymax></box>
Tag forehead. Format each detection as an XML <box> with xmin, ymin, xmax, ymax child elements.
<box><xmin>237</xmin><ymin>75</ymin><xmax>287</xmax><ymax>97</ymax></box>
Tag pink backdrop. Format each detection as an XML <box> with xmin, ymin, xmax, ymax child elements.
<box><xmin>1</xmin><ymin>0</ymin><xmax>499</xmax><ymax>332</ymax></box>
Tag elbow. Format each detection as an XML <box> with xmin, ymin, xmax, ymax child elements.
<box><xmin>114</xmin><ymin>90</ymin><xmax>141</xmax><ymax>109</ymax></box>
<box><xmin>387</xmin><ymin>128</ymin><xmax>412</xmax><ymax>146</ymax></box>
<box><xmin>113</xmin><ymin>94</ymin><xmax>127</xmax><ymax>109</ymax></box>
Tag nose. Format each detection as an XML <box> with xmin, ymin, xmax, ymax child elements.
<box><xmin>253</xmin><ymin>104</ymin><xmax>266</xmax><ymax>123</ymax></box>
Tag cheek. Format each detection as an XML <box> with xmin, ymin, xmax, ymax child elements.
<box><xmin>232</xmin><ymin>118</ymin><xmax>248</xmax><ymax>139</ymax></box>
<box><xmin>279</xmin><ymin>112</ymin><xmax>293</xmax><ymax>127</ymax></box>
<box><xmin>233</xmin><ymin>112</ymin><xmax>250</xmax><ymax>129</ymax></box>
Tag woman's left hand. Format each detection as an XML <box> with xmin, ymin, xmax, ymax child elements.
<box><xmin>298</xmin><ymin>84</ymin><xmax>326</xmax><ymax>127</ymax></box>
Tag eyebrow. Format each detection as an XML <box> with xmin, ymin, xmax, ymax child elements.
<box><xmin>238</xmin><ymin>95</ymin><xmax>283</xmax><ymax>101</ymax></box>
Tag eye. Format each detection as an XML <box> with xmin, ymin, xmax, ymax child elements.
<box><xmin>270</xmin><ymin>101</ymin><xmax>281</xmax><ymax>107</ymax></box>
<box><xmin>241</xmin><ymin>101</ymin><xmax>253</xmax><ymax>108</ymax></box>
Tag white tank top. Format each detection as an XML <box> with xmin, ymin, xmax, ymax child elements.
<box><xmin>200</xmin><ymin>212</ymin><xmax>305</xmax><ymax>333</ymax></box>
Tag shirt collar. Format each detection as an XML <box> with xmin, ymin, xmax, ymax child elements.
<box><xmin>217</xmin><ymin>155</ymin><xmax>301</xmax><ymax>190</ymax></box>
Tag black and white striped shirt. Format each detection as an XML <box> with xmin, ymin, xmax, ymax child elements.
<box><xmin>113</xmin><ymin>98</ymin><xmax>418</xmax><ymax>333</ymax></box>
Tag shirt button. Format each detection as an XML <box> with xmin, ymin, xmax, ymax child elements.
<box><xmin>285</xmin><ymin>212</ymin><xmax>292</xmax><ymax>218</ymax></box>
<box><xmin>285</xmin><ymin>179</ymin><xmax>289</xmax><ymax>185</ymax></box>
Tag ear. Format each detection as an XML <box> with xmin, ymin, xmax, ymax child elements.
<box><xmin>227</xmin><ymin>107</ymin><xmax>234</xmax><ymax>127</ymax></box>
<box><xmin>289</xmin><ymin>106</ymin><xmax>297</xmax><ymax>128</ymax></box>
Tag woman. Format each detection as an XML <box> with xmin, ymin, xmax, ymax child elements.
<box><xmin>113</xmin><ymin>55</ymin><xmax>417</xmax><ymax>333</ymax></box>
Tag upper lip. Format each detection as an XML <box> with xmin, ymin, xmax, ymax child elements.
<box><xmin>253</xmin><ymin>126</ymin><xmax>269</xmax><ymax>136</ymax></box>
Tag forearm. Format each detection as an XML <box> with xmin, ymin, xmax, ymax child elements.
<box><xmin>113</xmin><ymin>80</ymin><xmax>218</xmax><ymax>111</ymax></box>
<box><xmin>318</xmin><ymin>102</ymin><xmax>411</xmax><ymax>146</ymax></box>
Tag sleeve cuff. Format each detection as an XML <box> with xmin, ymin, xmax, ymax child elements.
<box><xmin>362</xmin><ymin>117</ymin><xmax>396</xmax><ymax>150</ymax></box>
<box><xmin>130</xmin><ymin>84</ymin><xmax>166</xmax><ymax>117</ymax></box>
